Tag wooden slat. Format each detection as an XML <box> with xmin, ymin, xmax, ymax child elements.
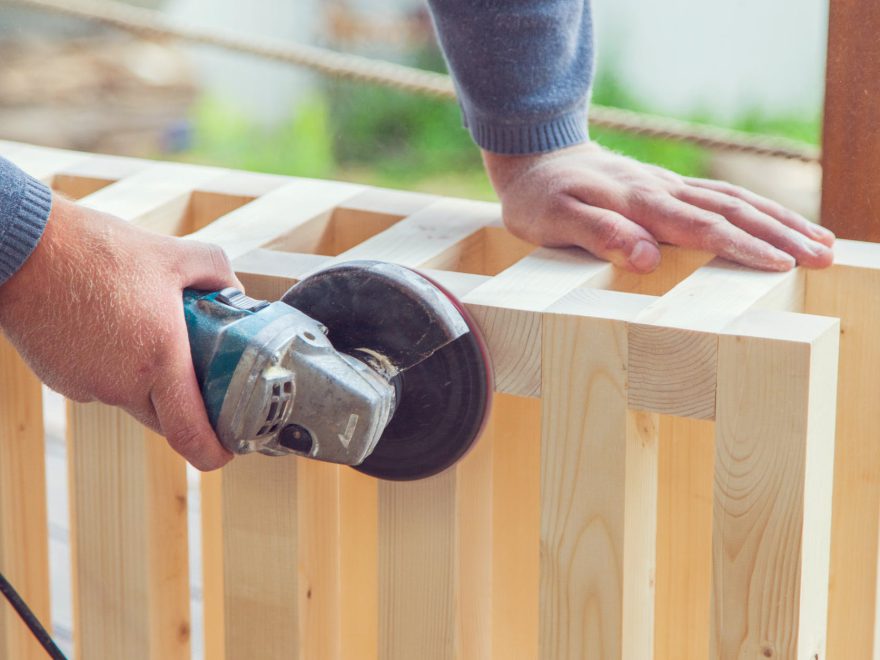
<box><xmin>711</xmin><ymin>310</ymin><xmax>838</xmax><ymax>658</ymax></box>
<box><xmin>1</xmin><ymin>142</ymin><xmax>92</xmax><ymax>184</ymax></box>
<box><xmin>79</xmin><ymin>162</ymin><xmax>228</xmax><ymax>235</ymax></box>
<box><xmin>0</xmin><ymin>338</ymin><xmax>51</xmax><ymax>660</ymax></box>
<box><xmin>328</xmin><ymin>200</ymin><xmax>499</xmax><ymax>660</ymax></box>
<box><xmin>540</xmin><ymin>288</ymin><xmax>659</xmax><ymax>658</ymax></box>
<box><xmin>489</xmin><ymin>394</ymin><xmax>542</xmax><ymax>660</ymax></box>
<box><xmin>204</xmin><ymin>184</ymin><xmax>384</xmax><ymax>660</ymax></box>
<box><xmin>189</xmin><ymin>178</ymin><xmax>365</xmax><ymax>259</ymax></box>
<box><xmin>804</xmin><ymin>240</ymin><xmax>880</xmax><ymax>659</ymax></box>
<box><xmin>51</xmin><ymin>153</ymin><xmax>148</xmax><ymax>200</ymax></box>
<box><xmin>67</xmin><ymin>164</ymin><xmax>233</xmax><ymax>659</ymax></box>
<box><xmin>821</xmin><ymin>0</ymin><xmax>880</xmax><ymax>241</ymax></box>
<box><xmin>219</xmin><ymin>454</ymin><xmax>299</xmax><ymax>658</ymax></box>
<box><xmin>654</xmin><ymin>415</ymin><xmax>715</xmax><ymax>660</ymax></box>
<box><xmin>628</xmin><ymin>259</ymin><xmax>801</xmax><ymax>419</ymax></box>
<box><xmin>0</xmin><ymin>143</ymin><xmax>111</xmax><ymax>660</ymax></box>
<box><xmin>635</xmin><ymin>260</ymin><xmax>807</xmax><ymax>659</ymax></box>
<box><xmin>463</xmin><ymin>247</ymin><xmax>614</xmax><ymax>398</ymax></box>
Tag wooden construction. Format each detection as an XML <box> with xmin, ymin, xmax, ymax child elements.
<box><xmin>0</xmin><ymin>140</ymin><xmax>879</xmax><ymax>660</ymax></box>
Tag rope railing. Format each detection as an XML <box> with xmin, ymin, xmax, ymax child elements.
<box><xmin>1</xmin><ymin>0</ymin><xmax>821</xmax><ymax>163</ymax></box>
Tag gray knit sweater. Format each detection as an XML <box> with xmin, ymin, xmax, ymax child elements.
<box><xmin>0</xmin><ymin>0</ymin><xmax>593</xmax><ymax>287</ymax></box>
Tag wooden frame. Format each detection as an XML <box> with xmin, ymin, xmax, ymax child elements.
<box><xmin>0</xmin><ymin>140</ymin><xmax>876</xmax><ymax>659</ymax></box>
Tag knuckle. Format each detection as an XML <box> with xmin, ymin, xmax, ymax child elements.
<box><xmin>718</xmin><ymin>197</ymin><xmax>750</xmax><ymax>217</ymax></box>
<box><xmin>166</xmin><ymin>424</ymin><xmax>206</xmax><ymax>458</ymax></box>
<box><xmin>626</xmin><ymin>184</ymin><xmax>661</xmax><ymax>209</ymax></box>
<box><xmin>593</xmin><ymin>215</ymin><xmax>627</xmax><ymax>252</ymax></box>
<box><xmin>204</xmin><ymin>243</ymin><xmax>233</xmax><ymax>275</ymax></box>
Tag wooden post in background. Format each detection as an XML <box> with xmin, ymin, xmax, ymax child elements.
<box><xmin>821</xmin><ymin>0</ymin><xmax>880</xmax><ymax>240</ymax></box>
<box><xmin>823</xmin><ymin>0</ymin><xmax>880</xmax><ymax>650</ymax></box>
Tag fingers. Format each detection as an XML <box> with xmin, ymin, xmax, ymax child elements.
<box><xmin>683</xmin><ymin>177</ymin><xmax>835</xmax><ymax>247</ymax></box>
<box><xmin>675</xmin><ymin>186</ymin><xmax>833</xmax><ymax>268</ymax></box>
<box><xmin>555</xmin><ymin>195</ymin><xmax>662</xmax><ymax>273</ymax></box>
<box><xmin>176</xmin><ymin>240</ymin><xmax>244</xmax><ymax>291</ymax></box>
<box><xmin>150</xmin><ymin>331</ymin><xmax>233</xmax><ymax>471</ymax></box>
<box><xmin>641</xmin><ymin>195</ymin><xmax>796</xmax><ymax>271</ymax></box>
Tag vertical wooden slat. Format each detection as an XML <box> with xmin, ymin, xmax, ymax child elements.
<box><xmin>654</xmin><ymin>416</ymin><xmax>715</xmax><ymax>660</ymax></box>
<box><xmin>711</xmin><ymin>311</ymin><xmax>838</xmax><ymax>659</ymax></box>
<box><xmin>333</xmin><ymin>198</ymin><xmax>499</xmax><ymax>659</ymax></box>
<box><xmin>220</xmin><ymin>454</ymin><xmax>299</xmax><ymax>658</ymax></box>
<box><xmin>804</xmin><ymin>242</ymin><xmax>880</xmax><ymax>659</ymax></box>
<box><xmin>339</xmin><ymin>470</ymin><xmax>378</xmax><ymax>660</ymax></box>
<box><xmin>202</xmin><ymin>185</ymin><xmax>369</xmax><ymax>660</ymax></box>
<box><xmin>540</xmin><ymin>290</ymin><xmax>659</xmax><ymax>659</ymax></box>
<box><xmin>490</xmin><ymin>394</ymin><xmax>541</xmax><ymax>660</ymax></box>
<box><xmin>200</xmin><ymin>470</ymin><xmax>226</xmax><ymax>660</ymax></box>
<box><xmin>0</xmin><ymin>338</ymin><xmax>51</xmax><ymax>660</ymax></box>
<box><xmin>378</xmin><ymin>471</ymin><xmax>457</xmax><ymax>659</ymax></box>
<box><xmin>455</xmin><ymin>409</ymin><xmax>494</xmax><ymax>660</ymax></box>
<box><xmin>643</xmin><ymin>264</ymin><xmax>805</xmax><ymax>660</ymax></box>
<box><xmin>821</xmin><ymin>0</ymin><xmax>880</xmax><ymax>241</ymax></box>
<box><xmin>67</xmin><ymin>163</ymin><xmax>230</xmax><ymax>659</ymax></box>
<box><xmin>0</xmin><ymin>144</ymin><xmax>115</xmax><ymax>660</ymax></box>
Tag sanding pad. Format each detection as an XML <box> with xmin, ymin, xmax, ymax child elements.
<box><xmin>282</xmin><ymin>261</ymin><xmax>493</xmax><ymax>480</ymax></box>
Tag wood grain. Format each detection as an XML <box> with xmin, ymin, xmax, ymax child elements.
<box><xmin>65</xmin><ymin>163</ymin><xmax>231</xmax><ymax>658</ymax></box>
<box><xmin>711</xmin><ymin>310</ymin><xmax>838</xmax><ymax>659</ymax></box>
<box><xmin>628</xmin><ymin>260</ymin><xmax>800</xmax><ymax>418</ymax></box>
<box><xmin>0</xmin><ymin>338</ymin><xmax>51</xmax><ymax>660</ymax></box>
<box><xmin>805</xmin><ymin>241</ymin><xmax>880</xmax><ymax>659</ymax></box>
<box><xmin>540</xmin><ymin>290</ymin><xmax>658</xmax><ymax>659</ymax></box>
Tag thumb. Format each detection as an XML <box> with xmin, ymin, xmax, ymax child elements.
<box><xmin>151</xmin><ymin>326</ymin><xmax>234</xmax><ymax>471</ymax></box>
<box><xmin>176</xmin><ymin>239</ymin><xmax>244</xmax><ymax>291</ymax></box>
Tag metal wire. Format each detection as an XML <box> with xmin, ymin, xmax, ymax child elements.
<box><xmin>0</xmin><ymin>571</ymin><xmax>67</xmax><ymax>659</ymax></box>
<box><xmin>1</xmin><ymin>0</ymin><xmax>820</xmax><ymax>163</ymax></box>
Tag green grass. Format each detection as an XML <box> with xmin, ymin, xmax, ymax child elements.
<box><xmin>175</xmin><ymin>60</ymin><xmax>819</xmax><ymax>198</ymax></box>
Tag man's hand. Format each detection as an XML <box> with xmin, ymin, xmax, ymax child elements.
<box><xmin>0</xmin><ymin>195</ymin><xmax>237</xmax><ymax>470</ymax></box>
<box><xmin>483</xmin><ymin>142</ymin><xmax>835</xmax><ymax>273</ymax></box>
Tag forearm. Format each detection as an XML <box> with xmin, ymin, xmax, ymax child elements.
<box><xmin>0</xmin><ymin>157</ymin><xmax>53</xmax><ymax>288</ymax></box>
<box><xmin>427</xmin><ymin>0</ymin><xmax>594</xmax><ymax>155</ymax></box>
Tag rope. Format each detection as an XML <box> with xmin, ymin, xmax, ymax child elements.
<box><xmin>2</xmin><ymin>0</ymin><xmax>820</xmax><ymax>163</ymax></box>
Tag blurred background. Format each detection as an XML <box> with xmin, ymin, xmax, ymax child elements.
<box><xmin>0</xmin><ymin>0</ymin><xmax>825</xmax><ymax>214</ymax></box>
<box><xmin>0</xmin><ymin>1</ymin><xmax>828</xmax><ymax>656</ymax></box>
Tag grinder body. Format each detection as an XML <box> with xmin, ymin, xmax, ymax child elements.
<box><xmin>183</xmin><ymin>288</ymin><xmax>395</xmax><ymax>465</ymax></box>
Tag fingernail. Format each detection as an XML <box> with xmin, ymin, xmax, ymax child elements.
<box><xmin>628</xmin><ymin>240</ymin><xmax>661</xmax><ymax>272</ymax></box>
<box><xmin>800</xmin><ymin>235</ymin><xmax>832</xmax><ymax>259</ymax></box>
<box><xmin>809</xmin><ymin>223</ymin><xmax>835</xmax><ymax>241</ymax></box>
<box><xmin>808</xmin><ymin>242</ymin><xmax>832</xmax><ymax>258</ymax></box>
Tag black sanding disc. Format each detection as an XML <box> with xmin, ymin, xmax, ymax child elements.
<box><xmin>283</xmin><ymin>261</ymin><xmax>493</xmax><ymax>481</ymax></box>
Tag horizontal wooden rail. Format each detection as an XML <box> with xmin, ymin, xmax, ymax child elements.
<box><xmin>0</xmin><ymin>141</ymin><xmax>873</xmax><ymax>659</ymax></box>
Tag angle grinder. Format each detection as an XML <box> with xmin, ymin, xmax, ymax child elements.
<box><xmin>183</xmin><ymin>260</ymin><xmax>493</xmax><ymax>480</ymax></box>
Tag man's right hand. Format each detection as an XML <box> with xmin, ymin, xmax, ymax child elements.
<box><xmin>0</xmin><ymin>195</ymin><xmax>237</xmax><ymax>470</ymax></box>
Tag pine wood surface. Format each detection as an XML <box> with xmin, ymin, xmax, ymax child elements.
<box><xmin>0</xmin><ymin>141</ymin><xmax>870</xmax><ymax>659</ymax></box>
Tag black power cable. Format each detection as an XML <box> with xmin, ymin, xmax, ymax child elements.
<box><xmin>0</xmin><ymin>570</ymin><xmax>67</xmax><ymax>659</ymax></box>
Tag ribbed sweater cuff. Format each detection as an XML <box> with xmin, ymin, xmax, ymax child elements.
<box><xmin>0</xmin><ymin>168</ymin><xmax>53</xmax><ymax>287</ymax></box>
<box><xmin>463</xmin><ymin>106</ymin><xmax>590</xmax><ymax>155</ymax></box>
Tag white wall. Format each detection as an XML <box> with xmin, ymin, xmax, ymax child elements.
<box><xmin>166</xmin><ymin>0</ymin><xmax>319</xmax><ymax>124</ymax></box>
<box><xmin>590</xmin><ymin>0</ymin><xmax>828</xmax><ymax>120</ymax></box>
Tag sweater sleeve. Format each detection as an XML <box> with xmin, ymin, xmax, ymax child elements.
<box><xmin>0</xmin><ymin>157</ymin><xmax>53</xmax><ymax>287</ymax></box>
<box><xmin>426</xmin><ymin>0</ymin><xmax>594</xmax><ymax>155</ymax></box>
